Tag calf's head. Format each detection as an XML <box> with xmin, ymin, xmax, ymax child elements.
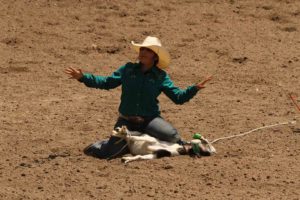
<box><xmin>112</xmin><ymin>126</ymin><xmax>130</xmax><ymax>138</ymax></box>
<box><xmin>179</xmin><ymin>139</ymin><xmax>216</xmax><ymax>157</ymax></box>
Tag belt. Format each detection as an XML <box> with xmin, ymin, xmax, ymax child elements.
<box><xmin>119</xmin><ymin>113</ymin><xmax>145</xmax><ymax>124</ymax></box>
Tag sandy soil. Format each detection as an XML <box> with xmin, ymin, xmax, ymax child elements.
<box><xmin>1</xmin><ymin>0</ymin><xmax>300</xmax><ymax>199</ymax></box>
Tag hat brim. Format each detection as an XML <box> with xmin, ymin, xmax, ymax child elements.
<box><xmin>131</xmin><ymin>41</ymin><xmax>171</xmax><ymax>69</ymax></box>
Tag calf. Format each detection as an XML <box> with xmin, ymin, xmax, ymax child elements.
<box><xmin>112</xmin><ymin>126</ymin><xmax>216</xmax><ymax>163</ymax></box>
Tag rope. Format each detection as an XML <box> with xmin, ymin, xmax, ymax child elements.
<box><xmin>210</xmin><ymin>120</ymin><xmax>297</xmax><ymax>144</ymax></box>
<box><xmin>106</xmin><ymin>140</ymin><xmax>128</xmax><ymax>160</ymax></box>
<box><xmin>289</xmin><ymin>94</ymin><xmax>300</xmax><ymax>112</ymax></box>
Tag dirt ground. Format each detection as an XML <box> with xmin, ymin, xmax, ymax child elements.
<box><xmin>0</xmin><ymin>0</ymin><xmax>300</xmax><ymax>199</ymax></box>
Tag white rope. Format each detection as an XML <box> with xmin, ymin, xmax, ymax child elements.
<box><xmin>210</xmin><ymin>120</ymin><xmax>297</xmax><ymax>144</ymax></box>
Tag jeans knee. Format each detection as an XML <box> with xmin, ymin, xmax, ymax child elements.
<box><xmin>166</xmin><ymin>128</ymin><xmax>181</xmax><ymax>143</ymax></box>
<box><xmin>144</xmin><ymin>117</ymin><xmax>181</xmax><ymax>142</ymax></box>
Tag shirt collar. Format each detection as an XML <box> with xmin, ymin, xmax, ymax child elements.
<box><xmin>135</xmin><ymin>62</ymin><xmax>159</xmax><ymax>75</ymax></box>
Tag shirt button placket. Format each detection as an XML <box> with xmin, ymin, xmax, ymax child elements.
<box><xmin>136</xmin><ymin>77</ymin><xmax>144</xmax><ymax>115</ymax></box>
<box><xmin>136</xmin><ymin>93</ymin><xmax>141</xmax><ymax>115</ymax></box>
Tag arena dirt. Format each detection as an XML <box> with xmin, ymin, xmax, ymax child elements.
<box><xmin>0</xmin><ymin>0</ymin><xmax>299</xmax><ymax>199</ymax></box>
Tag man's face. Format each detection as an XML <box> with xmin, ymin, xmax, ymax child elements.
<box><xmin>138</xmin><ymin>47</ymin><xmax>157</xmax><ymax>67</ymax></box>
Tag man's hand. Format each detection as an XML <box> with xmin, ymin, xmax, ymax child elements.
<box><xmin>64</xmin><ymin>67</ymin><xmax>84</xmax><ymax>80</ymax></box>
<box><xmin>196</xmin><ymin>76</ymin><xmax>212</xmax><ymax>90</ymax></box>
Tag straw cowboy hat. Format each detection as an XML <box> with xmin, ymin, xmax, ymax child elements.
<box><xmin>131</xmin><ymin>36</ymin><xmax>171</xmax><ymax>69</ymax></box>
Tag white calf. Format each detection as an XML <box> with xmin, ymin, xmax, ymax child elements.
<box><xmin>112</xmin><ymin>126</ymin><xmax>216</xmax><ymax>163</ymax></box>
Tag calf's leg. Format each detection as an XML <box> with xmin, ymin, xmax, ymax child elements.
<box><xmin>122</xmin><ymin>154</ymin><xmax>156</xmax><ymax>163</ymax></box>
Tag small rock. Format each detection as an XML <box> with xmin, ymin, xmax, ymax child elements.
<box><xmin>91</xmin><ymin>44</ymin><xmax>97</xmax><ymax>50</ymax></box>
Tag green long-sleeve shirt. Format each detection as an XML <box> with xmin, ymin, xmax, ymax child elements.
<box><xmin>79</xmin><ymin>62</ymin><xmax>199</xmax><ymax>117</ymax></box>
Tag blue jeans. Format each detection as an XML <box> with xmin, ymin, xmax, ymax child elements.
<box><xmin>84</xmin><ymin>116</ymin><xmax>181</xmax><ymax>159</ymax></box>
<box><xmin>114</xmin><ymin>116</ymin><xmax>181</xmax><ymax>143</ymax></box>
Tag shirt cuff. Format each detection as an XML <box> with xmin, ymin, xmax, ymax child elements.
<box><xmin>191</xmin><ymin>84</ymin><xmax>200</xmax><ymax>92</ymax></box>
<box><xmin>78</xmin><ymin>73</ymin><xmax>87</xmax><ymax>83</ymax></box>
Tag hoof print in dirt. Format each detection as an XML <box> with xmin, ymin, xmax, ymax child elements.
<box><xmin>19</xmin><ymin>163</ymin><xmax>32</xmax><ymax>168</ymax></box>
<box><xmin>48</xmin><ymin>152</ymin><xmax>70</xmax><ymax>160</ymax></box>
<box><xmin>119</xmin><ymin>11</ymin><xmax>128</xmax><ymax>18</ymax></box>
<box><xmin>105</xmin><ymin>46</ymin><xmax>121</xmax><ymax>54</ymax></box>
<box><xmin>0</xmin><ymin>66</ymin><xmax>29</xmax><ymax>74</ymax></box>
<box><xmin>261</xmin><ymin>5</ymin><xmax>273</xmax><ymax>10</ymax></box>
<box><xmin>270</xmin><ymin>14</ymin><xmax>282</xmax><ymax>22</ymax></box>
<box><xmin>1</xmin><ymin>37</ymin><xmax>22</xmax><ymax>46</ymax></box>
<box><xmin>281</xmin><ymin>26</ymin><xmax>297</xmax><ymax>32</ymax></box>
<box><xmin>81</xmin><ymin>45</ymin><xmax>121</xmax><ymax>55</ymax></box>
<box><xmin>292</xmin><ymin>128</ymin><xmax>300</xmax><ymax>133</ymax></box>
<box><xmin>96</xmin><ymin>46</ymin><xmax>121</xmax><ymax>54</ymax></box>
<box><xmin>232</xmin><ymin>57</ymin><xmax>248</xmax><ymax>64</ymax></box>
<box><xmin>291</xmin><ymin>11</ymin><xmax>300</xmax><ymax>16</ymax></box>
<box><xmin>142</xmin><ymin>30</ymin><xmax>155</xmax><ymax>36</ymax></box>
<box><xmin>163</xmin><ymin>164</ymin><xmax>174</xmax><ymax>170</ymax></box>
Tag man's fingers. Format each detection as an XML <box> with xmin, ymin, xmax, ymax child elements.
<box><xmin>68</xmin><ymin>67</ymin><xmax>76</xmax><ymax>72</ymax></box>
<box><xmin>64</xmin><ymin>67</ymin><xmax>83</xmax><ymax>80</ymax></box>
<box><xmin>65</xmin><ymin>71</ymin><xmax>74</xmax><ymax>77</ymax></box>
<box><xmin>64</xmin><ymin>71</ymin><xmax>72</xmax><ymax>75</ymax></box>
<box><xmin>64</xmin><ymin>67</ymin><xmax>75</xmax><ymax>73</ymax></box>
<box><xmin>64</xmin><ymin>69</ymin><xmax>73</xmax><ymax>74</ymax></box>
<box><xmin>200</xmin><ymin>79</ymin><xmax>209</xmax><ymax>85</ymax></box>
<box><xmin>204</xmin><ymin>76</ymin><xmax>212</xmax><ymax>82</ymax></box>
<box><xmin>67</xmin><ymin>67</ymin><xmax>78</xmax><ymax>74</ymax></box>
<box><xmin>65</xmin><ymin>67</ymin><xmax>81</xmax><ymax>75</ymax></box>
<box><xmin>200</xmin><ymin>76</ymin><xmax>213</xmax><ymax>85</ymax></box>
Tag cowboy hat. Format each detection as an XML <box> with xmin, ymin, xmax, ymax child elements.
<box><xmin>131</xmin><ymin>36</ymin><xmax>171</xmax><ymax>69</ymax></box>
